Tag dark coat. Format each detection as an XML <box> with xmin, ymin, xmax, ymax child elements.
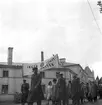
<box><xmin>72</xmin><ymin>78</ymin><xmax>81</xmax><ymax>100</ymax></box>
<box><xmin>21</xmin><ymin>83</ymin><xmax>29</xmax><ymax>103</ymax></box>
<box><xmin>27</xmin><ymin>73</ymin><xmax>44</xmax><ymax>103</ymax></box>
<box><xmin>66</xmin><ymin>82</ymin><xmax>72</xmax><ymax>99</ymax></box>
<box><xmin>57</xmin><ymin>77</ymin><xmax>66</xmax><ymax>100</ymax></box>
<box><xmin>80</xmin><ymin>84</ymin><xmax>84</xmax><ymax>98</ymax></box>
<box><xmin>91</xmin><ymin>83</ymin><xmax>97</xmax><ymax>98</ymax></box>
<box><xmin>52</xmin><ymin>83</ymin><xmax>57</xmax><ymax>100</ymax></box>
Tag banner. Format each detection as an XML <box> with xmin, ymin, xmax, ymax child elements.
<box><xmin>23</xmin><ymin>62</ymin><xmax>41</xmax><ymax>76</ymax></box>
<box><xmin>40</xmin><ymin>54</ymin><xmax>59</xmax><ymax>70</ymax></box>
<box><xmin>23</xmin><ymin>54</ymin><xmax>59</xmax><ymax>76</ymax></box>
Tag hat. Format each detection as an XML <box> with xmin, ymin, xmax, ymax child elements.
<box><xmin>56</xmin><ymin>72</ymin><xmax>60</xmax><ymax>75</ymax></box>
<box><xmin>53</xmin><ymin>78</ymin><xmax>57</xmax><ymax>82</ymax></box>
<box><xmin>32</xmin><ymin>66</ymin><xmax>38</xmax><ymax>71</ymax></box>
<box><xmin>23</xmin><ymin>79</ymin><xmax>26</xmax><ymax>82</ymax></box>
<box><xmin>73</xmin><ymin>75</ymin><xmax>77</xmax><ymax>78</ymax></box>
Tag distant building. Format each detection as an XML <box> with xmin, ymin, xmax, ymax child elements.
<box><xmin>60</xmin><ymin>61</ymin><xmax>88</xmax><ymax>83</ymax></box>
<box><xmin>84</xmin><ymin>66</ymin><xmax>95</xmax><ymax>82</ymax></box>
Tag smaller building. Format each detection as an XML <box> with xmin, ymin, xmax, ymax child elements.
<box><xmin>0</xmin><ymin>64</ymin><xmax>23</xmax><ymax>102</ymax></box>
<box><xmin>40</xmin><ymin>67</ymin><xmax>77</xmax><ymax>94</ymax></box>
<box><xmin>61</xmin><ymin>62</ymin><xmax>88</xmax><ymax>83</ymax></box>
<box><xmin>84</xmin><ymin>66</ymin><xmax>95</xmax><ymax>82</ymax></box>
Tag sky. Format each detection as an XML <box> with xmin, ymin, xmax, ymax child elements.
<box><xmin>0</xmin><ymin>0</ymin><xmax>102</xmax><ymax>78</ymax></box>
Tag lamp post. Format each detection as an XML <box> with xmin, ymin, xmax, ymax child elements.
<box><xmin>97</xmin><ymin>1</ymin><xmax>102</xmax><ymax>13</ymax></box>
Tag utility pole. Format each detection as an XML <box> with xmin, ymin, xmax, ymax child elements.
<box><xmin>97</xmin><ymin>1</ymin><xmax>102</xmax><ymax>13</ymax></box>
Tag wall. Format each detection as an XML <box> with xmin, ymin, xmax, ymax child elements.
<box><xmin>42</xmin><ymin>69</ymin><xmax>74</xmax><ymax>86</ymax></box>
<box><xmin>67</xmin><ymin>65</ymin><xmax>82</xmax><ymax>75</ymax></box>
<box><xmin>0</xmin><ymin>67</ymin><xmax>23</xmax><ymax>102</ymax></box>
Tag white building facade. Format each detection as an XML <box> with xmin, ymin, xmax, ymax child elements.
<box><xmin>0</xmin><ymin>64</ymin><xmax>23</xmax><ymax>101</ymax></box>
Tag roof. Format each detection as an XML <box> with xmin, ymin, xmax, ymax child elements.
<box><xmin>43</xmin><ymin>67</ymin><xmax>77</xmax><ymax>75</ymax></box>
<box><xmin>0</xmin><ymin>64</ymin><xmax>22</xmax><ymax>69</ymax></box>
<box><xmin>64</xmin><ymin>62</ymin><xmax>78</xmax><ymax>66</ymax></box>
<box><xmin>63</xmin><ymin>63</ymin><xmax>84</xmax><ymax>71</ymax></box>
<box><xmin>63</xmin><ymin>63</ymin><xmax>80</xmax><ymax>67</ymax></box>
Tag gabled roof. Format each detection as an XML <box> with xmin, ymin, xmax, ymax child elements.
<box><xmin>84</xmin><ymin>66</ymin><xmax>94</xmax><ymax>78</ymax></box>
<box><xmin>63</xmin><ymin>63</ymin><xmax>84</xmax><ymax>71</ymax></box>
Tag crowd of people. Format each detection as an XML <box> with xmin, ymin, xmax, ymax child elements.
<box><xmin>45</xmin><ymin>73</ymin><xmax>98</xmax><ymax>105</ymax></box>
<box><xmin>20</xmin><ymin>67</ymin><xmax>100</xmax><ymax>105</ymax></box>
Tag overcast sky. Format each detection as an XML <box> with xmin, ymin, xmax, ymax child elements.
<box><xmin>0</xmin><ymin>0</ymin><xmax>102</xmax><ymax>78</ymax></box>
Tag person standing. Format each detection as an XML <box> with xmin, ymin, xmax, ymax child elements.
<box><xmin>46</xmin><ymin>81</ymin><xmax>53</xmax><ymax>105</ymax></box>
<box><xmin>66</xmin><ymin>81</ymin><xmax>72</xmax><ymax>105</ymax></box>
<box><xmin>71</xmin><ymin>75</ymin><xmax>77</xmax><ymax>105</ymax></box>
<box><xmin>21</xmin><ymin>80</ymin><xmax>29</xmax><ymax>105</ymax></box>
<box><xmin>80</xmin><ymin>82</ymin><xmax>84</xmax><ymax>104</ymax></box>
<box><xmin>55</xmin><ymin>72</ymin><xmax>61</xmax><ymax>105</ymax></box>
<box><xmin>52</xmin><ymin>78</ymin><xmax>57</xmax><ymax>105</ymax></box>
<box><xmin>27</xmin><ymin>67</ymin><xmax>44</xmax><ymax>105</ymax></box>
<box><xmin>72</xmin><ymin>76</ymin><xmax>81</xmax><ymax>105</ymax></box>
<box><xmin>91</xmin><ymin>81</ymin><xmax>98</xmax><ymax>102</ymax></box>
<box><xmin>58</xmin><ymin>74</ymin><xmax>66</xmax><ymax>105</ymax></box>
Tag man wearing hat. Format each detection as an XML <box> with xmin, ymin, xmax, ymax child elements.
<box><xmin>21</xmin><ymin>79</ymin><xmax>29</xmax><ymax>105</ymax></box>
<box><xmin>59</xmin><ymin>73</ymin><xmax>66</xmax><ymax>105</ymax></box>
<box><xmin>71</xmin><ymin>75</ymin><xmax>79</xmax><ymax>105</ymax></box>
<box><xmin>27</xmin><ymin>66</ymin><xmax>44</xmax><ymax>105</ymax></box>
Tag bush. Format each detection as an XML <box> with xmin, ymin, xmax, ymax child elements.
<box><xmin>14</xmin><ymin>92</ymin><xmax>22</xmax><ymax>103</ymax></box>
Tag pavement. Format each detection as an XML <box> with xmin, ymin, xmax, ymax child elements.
<box><xmin>1</xmin><ymin>99</ymin><xmax>102</xmax><ymax>105</ymax></box>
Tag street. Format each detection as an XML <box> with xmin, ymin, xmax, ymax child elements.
<box><xmin>1</xmin><ymin>99</ymin><xmax>102</xmax><ymax>105</ymax></box>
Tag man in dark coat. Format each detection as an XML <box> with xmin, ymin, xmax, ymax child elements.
<box><xmin>27</xmin><ymin>67</ymin><xmax>44</xmax><ymax>105</ymax></box>
<box><xmin>66</xmin><ymin>81</ymin><xmax>72</xmax><ymax>105</ymax></box>
<box><xmin>21</xmin><ymin>79</ymin><xmax>29</xmax><ymax>105</ymax></box>
<box><xmin>72</xmin><ymin>76</ymin><xmax>81</xmax><ymax>105</ymax></box>
<box><xmin>80</xmin><ymin>82</ymin><xmax>84</xmax><ymax>104</ymax></box>
<box><xmin>92</xmin><ymin>82</ymin><xmax>98</xmax><ymax>102</ymax></box>
<box><xmin>55</xmin><ymin>72</ymin><xmax>61</xmax><ymax>105</ymax></box>
<box><xmin>58</xmin><ymin>73</ymin><xmax>66</xmax><ymax>105</ymax></box>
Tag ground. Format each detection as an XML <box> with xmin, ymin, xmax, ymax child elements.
<box><xmin>1</xmin><ymin>100</ymin><xmax>102</xmax><ymax>105</ymax></box>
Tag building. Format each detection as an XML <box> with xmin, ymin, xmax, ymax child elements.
<box><xmin>84</xmin><ymin>66</ymin><xmax>95</xmax><ymax>82</ymax></box>
<box><xmin>0</xmin><ymin>48</ymin><xmax>93</xmax><ymax>102</ymax></box>
<box><xmin>58</xmin><ymin>59</ymin><xmax>88</xmax><ymax>83</ymax></box>
<box><xmin>0</xmin><ymin>64</ymin><xmax>23</xmax><ymax>101</ymax></box>
<box><xmin>41</xmin><ymin>67</ymin><xmax>77</xmax><ymax>94</ymax></box>
<box><xmin>0</xmin><ymin>47</ymin><xmax>24</xmax><ymax>102</ymax></box>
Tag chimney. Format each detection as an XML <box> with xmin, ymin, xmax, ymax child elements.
<box><xmin>8</xmin><ymin>47</ymin><xmax>13</xmax><ymax>65</ymax></box>
<box><xmin>41</xmin><ymin>51</ymin><xmax>44</xmax><ymax>61</ymax></box>
<box><xmin>60</xmin><ymin>58</ymin><xmax>66</xmax><ymax>64</ymax></box>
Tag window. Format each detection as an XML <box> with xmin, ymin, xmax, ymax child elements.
<box><xmin>2</xmin><ymin>85</ymin><xmax>8</xmax><ymax>94</ymax></box>
<box><xmin>3</xmin><ymin>70</ymin><xmax>9</xmax><ymax>77</ymax></box>
<box><xmin>40</xmin><ymin>72</ymin><xmax>45</xmax><ymax>78</ymax></box>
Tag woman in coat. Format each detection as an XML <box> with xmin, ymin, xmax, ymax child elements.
<box><xmin>52</xmin><ymin>79</ymin><xmax>57</xmax><ymax>105</ymax></box>
<box><xmin>46</xmin><ymin>81</ymin><xmax>53</xmax><ymax>105</ymax></box>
